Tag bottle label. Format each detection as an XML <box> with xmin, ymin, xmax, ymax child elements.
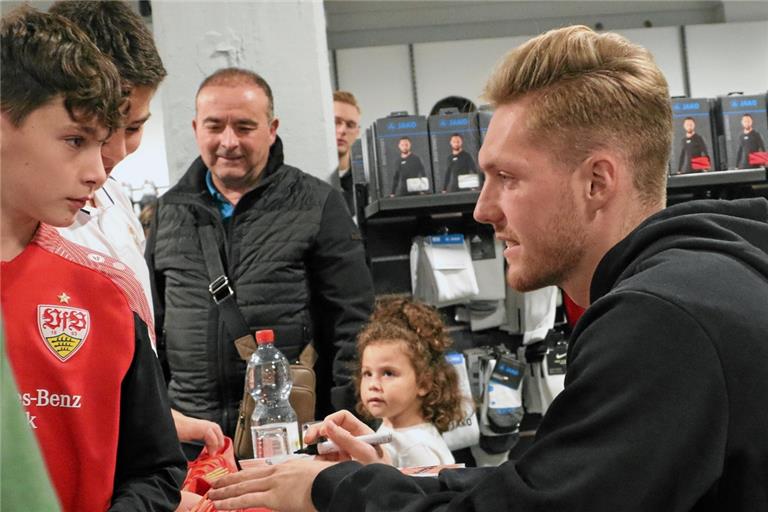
<box><xmin>251</xmin><ymin>421</ymin><xmax>301</xmax><ymax>457</ymax></box>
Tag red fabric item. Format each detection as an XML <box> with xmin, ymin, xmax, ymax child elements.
<box><xmin>562</xmin><ymin>290</ymin><xmax>585</xmax><ymax>327</ymax></box>
<box><xmin>182</xmin><ymin>437</ymin><xmax>239</xmax><ymax>495</ymax></box>
<box><xmin>183</xmin><ymin>438</ymin><xmax>271</xmax><ymax>512</ymax></box>
<box><xmin>690</xmin><ymin>156</ymin><xmax>711</xmax><ymax>170</ymax></box>
<box><xmin>748</xmin><ymin>151</ymin><xmax>768</xmax><ymax>166</ymax></box>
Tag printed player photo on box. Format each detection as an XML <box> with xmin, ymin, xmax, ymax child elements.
<box><xmin>669</xmin><ymin>98</ymin><xmax>716</xmax><ymax>175</ymax></box>
<box><xmin>719</xmin><ymin>95</ymin><xmax>768</xmax><ymax>170</ymax></box>
<box><xmin>429</xmin><ymin>111</ymin><xmax>482</xmax><ymax>193</ymax></box>
<box><xmin>374</xmin><ymin>114</ymin><xmax>434</xmax><ymax>197</ymax></box>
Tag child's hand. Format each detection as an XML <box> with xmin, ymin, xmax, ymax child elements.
<box><xmin>304</xmin><ymin>410</ymin><xmax>392</xmax><ymax>465</ymax></box>
<box><xmin>172</xmin><ymin>409</ymin><xmax>225</xmax><ymax>454</ymax></box>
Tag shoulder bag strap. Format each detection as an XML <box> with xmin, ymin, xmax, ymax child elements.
<box><xmin>196</xmin><ymin>223</ymin><xmax>255</xmax><ymax>360</ymax></box>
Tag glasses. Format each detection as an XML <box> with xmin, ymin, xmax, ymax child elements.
<box><xmin>335</xmin><ymin>118</ymin><xmax>358</xmax><ymax>131</ymax></box>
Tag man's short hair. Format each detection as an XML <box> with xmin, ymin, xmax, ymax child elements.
<box><xmin>451</xmin><ymin>133</ymin><xmax>463</xmax><ymax>139</ymax></box>
<box><xmin>399</xmin><ymin>136</ymin><xmax>412</xmax><ymax>143</ymax></box>
<box><xmin>49</xmin><ymin>0</ymin><xmax>166</xmax><ymax>90</ymax></box>
<box><xmin>334</xmin><ymin>90</ymin><xmax>360</xmax><ymax>113</ymax></box>
<box><xmin>1</xmin><ymin>6</ymin><xmax>122</xmax><ymax>129</ymax></box>
<box><xmin>684</xmin><ymin>117</ymin><xmax>695</xmax><ymax>123</ymax></box>
<box><xmin>484</xmin><ymin>25</ymin><xmax>671</xmax><ymax>206</ymax></box>
<box><xmin>742</xmin><ymin>114</ymin><xmax>753</xmax><ymax>119</ymax></box>
<box><xmin>196</xmin><ymin>68</ymin><xmax>274</xmax><ymax>120</ymax></box>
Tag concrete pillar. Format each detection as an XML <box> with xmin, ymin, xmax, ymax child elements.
<box><xmin>151</xmin><ymin>0</ymin><xmax>337</xmax><ymax>184</ymax></box>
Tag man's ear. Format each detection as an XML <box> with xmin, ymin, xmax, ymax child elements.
<box><xmin>269</xmin><ymin>117</ymin><xmax>279</xmax><ymax>145</ymax></box>
<box><xmin>191</xmin><ymin>118</ymin><xmax>197</xmax><ymax>134</ymax></box>
<box><xmin>581</xmin><ymin>153</ymin><xmax>619</xmax><ymax>213</ymax></box>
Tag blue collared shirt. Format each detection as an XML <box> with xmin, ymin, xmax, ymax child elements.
<box><xmin>205</xmin><ymin>170</ymin><xmax>235</xmax><ymax>219</ymax></box>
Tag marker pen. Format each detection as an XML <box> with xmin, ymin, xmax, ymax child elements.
<box><xmin>295</xmin><ymin>431</ymin><xmax>393</xmax><ymax>455</ymax></box>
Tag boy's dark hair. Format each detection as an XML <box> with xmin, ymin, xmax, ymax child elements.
<box><xmin>1</xmin><ymin>6</ymin><xmax>122</xmax><ymax>128</ymax></box>
<box><xmin>355</xmin><ymin>296</ymin><xmax>465</xmax><ymax>433</ymax></box>
<box><xmin>196</xmin><ymin>68</ymin><xmax>274</xmax><ymax>120</ymax></box>
<box><xmin>49</xmin><ymin>0</ymin><xmax>166</xmax><ymax>90</ymax></box>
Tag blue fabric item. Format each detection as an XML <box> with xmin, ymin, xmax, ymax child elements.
<box><xmin>205</xmin><ymin>170</ymin><xmax>234</xmax><ymax>219</ymax></box>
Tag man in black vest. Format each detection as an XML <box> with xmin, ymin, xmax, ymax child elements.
<box><xmin>330</xmin><ymin>90</ymin><xmax>360</xmax><ymax>214</ymax></box>
<box><xmin>146</xmin><ymin>68</ymin><xmax>374</xmax><ymax>455</ymax></box>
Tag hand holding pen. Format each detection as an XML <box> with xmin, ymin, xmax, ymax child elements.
<box><xmin>302</xmin><ymin>410</ymin><xmax>393</xmax><ymax>465</ymax></box>
<box><xmin>296</xmin><ymin>431</ymin><xmax>393</xmax><ymax>455</ymax></box>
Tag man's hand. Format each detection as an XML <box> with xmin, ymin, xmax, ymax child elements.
<box><xmin>172</xmin><ymin>409</ymin><xmax>225</xmax><ymax>453</ymax></box>
<box><xmin>304</xmin><ymin>410</ymin><xmax>392</xmax><ymax>465</ymax></box>
<box><xmin>208</xmin><ymin>459</ymin><xmax>334</xmax><ymax>511</ymax></box>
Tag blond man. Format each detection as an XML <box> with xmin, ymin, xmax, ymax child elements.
<box><xmin>331</xmin><ymin>90</ymin><xmax>361</xmax><ymax>213</ymax></box>
<box><xmin>207</xmin><ymin>25</ymin><xmax>768</xmax><ymax>512</ymax></box>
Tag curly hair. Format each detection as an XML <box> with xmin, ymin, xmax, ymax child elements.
<box><xmin>355</xmin><ymin>296</ymin><xmax>465</xmax><ymax>433</ymax></box>
<box><xmin>1</xmin><ymin>6</ymin><xmax>122</xmax><ymax>129</ymax></box>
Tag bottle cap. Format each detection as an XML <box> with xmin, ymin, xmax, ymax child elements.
<box><xmin>255</xmin><ymin>329</ymin><xmax>275</xmax><ymax>345</ymax></box>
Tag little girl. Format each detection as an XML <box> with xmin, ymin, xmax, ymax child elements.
<box><xmin>355</xmin><ymin>296</ymin><xmax>465</xmax><ymax>468</ymax></box>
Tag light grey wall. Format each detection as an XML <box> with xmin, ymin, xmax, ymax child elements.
<box><xmin>686</xmin><ymin>20</ymin><xmax>768</xmax><ymax>97</ymax></box>
<box><xmin>336</xmin><ymin>44</ymin><xmax>414</xmax><ymax>134</ymax></box>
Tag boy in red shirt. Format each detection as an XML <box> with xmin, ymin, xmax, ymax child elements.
<box><xmin>0</xmin><ymin>7</ymin><xmax>185</xmax><ymax>511</ymax></box>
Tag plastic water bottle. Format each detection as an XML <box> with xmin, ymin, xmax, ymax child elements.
<box><xmin>246</xmin><ymin>329</ymin><xmax>300</xmax><ymax>457</ymax></box>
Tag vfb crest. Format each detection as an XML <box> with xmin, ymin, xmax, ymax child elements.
<box><xmin>37</xmin><ymin>305</ymin><xmax>90</xmax><ymax>361</ymax></box>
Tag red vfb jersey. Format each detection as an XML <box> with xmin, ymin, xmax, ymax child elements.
<box><xmin>1</xmin><ymin>224</ymin><xmax>154</xmax><ymax>511</ymax></box>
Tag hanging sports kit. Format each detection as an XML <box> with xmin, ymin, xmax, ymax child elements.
<box><xmin>715</xmin><ymin>93</ymin><xmax>768</xmax><ymax>170</ymax></box>
<box><xmin>483</xmin><ymin>353</ymin><xmax>525</xmax><ymax>435</ymax></box>
<box><xmin>476</xmin><ymin>348</ymin><xmax>524</xmax><ymax>455</ymax></box>
<box><xmin>522</xmin><ymin>329</ymin><xmax>568</xmax><ymax>415</ymax></box>
<box><xmin>669</xmin><ymin>97</ymin><xmax>718</xmax><ymax>175</ymax></box>
<box><xmin>428</xmin><ymin>108</ymin><xmax>482</xmax><ymax>193</ymax></box>
<box><xmin>410</xmin><ymin>234</ymin><xmax>479</xmax><ymax>307</ymax></box>
<box><xmin>373</xmin><ymin>112</ymin><xmax>434</xmax><ymax>197</ymax></box>
<box><xmin>441</xmin><ymin>352</ymin><xmax>480</xmax><ymax>451</ymax></box>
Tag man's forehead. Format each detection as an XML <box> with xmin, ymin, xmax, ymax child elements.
<box><xmin>196</xmin><ymin>85</ymin><xmax>269</xmax><ymax>118</ymax></box>
<box><xmin>198</xmin><ymin>84</ymin><xmax>268</xmax><ymax>104</ymax></box>
<box><xmin>334</xmin><ymin>101</ymin><xmax>360</xmax><ymax>118</ymax></box>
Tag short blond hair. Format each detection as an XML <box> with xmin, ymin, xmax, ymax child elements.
<box><xmin>484</xmin><ymin>25</ymin><xmax>671</xmax><ymax>206</ymax></box>
<box><xmin>333</xmin><ymin>90</ymin><xmax>360</xmax><ymax>113</ymax></box>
